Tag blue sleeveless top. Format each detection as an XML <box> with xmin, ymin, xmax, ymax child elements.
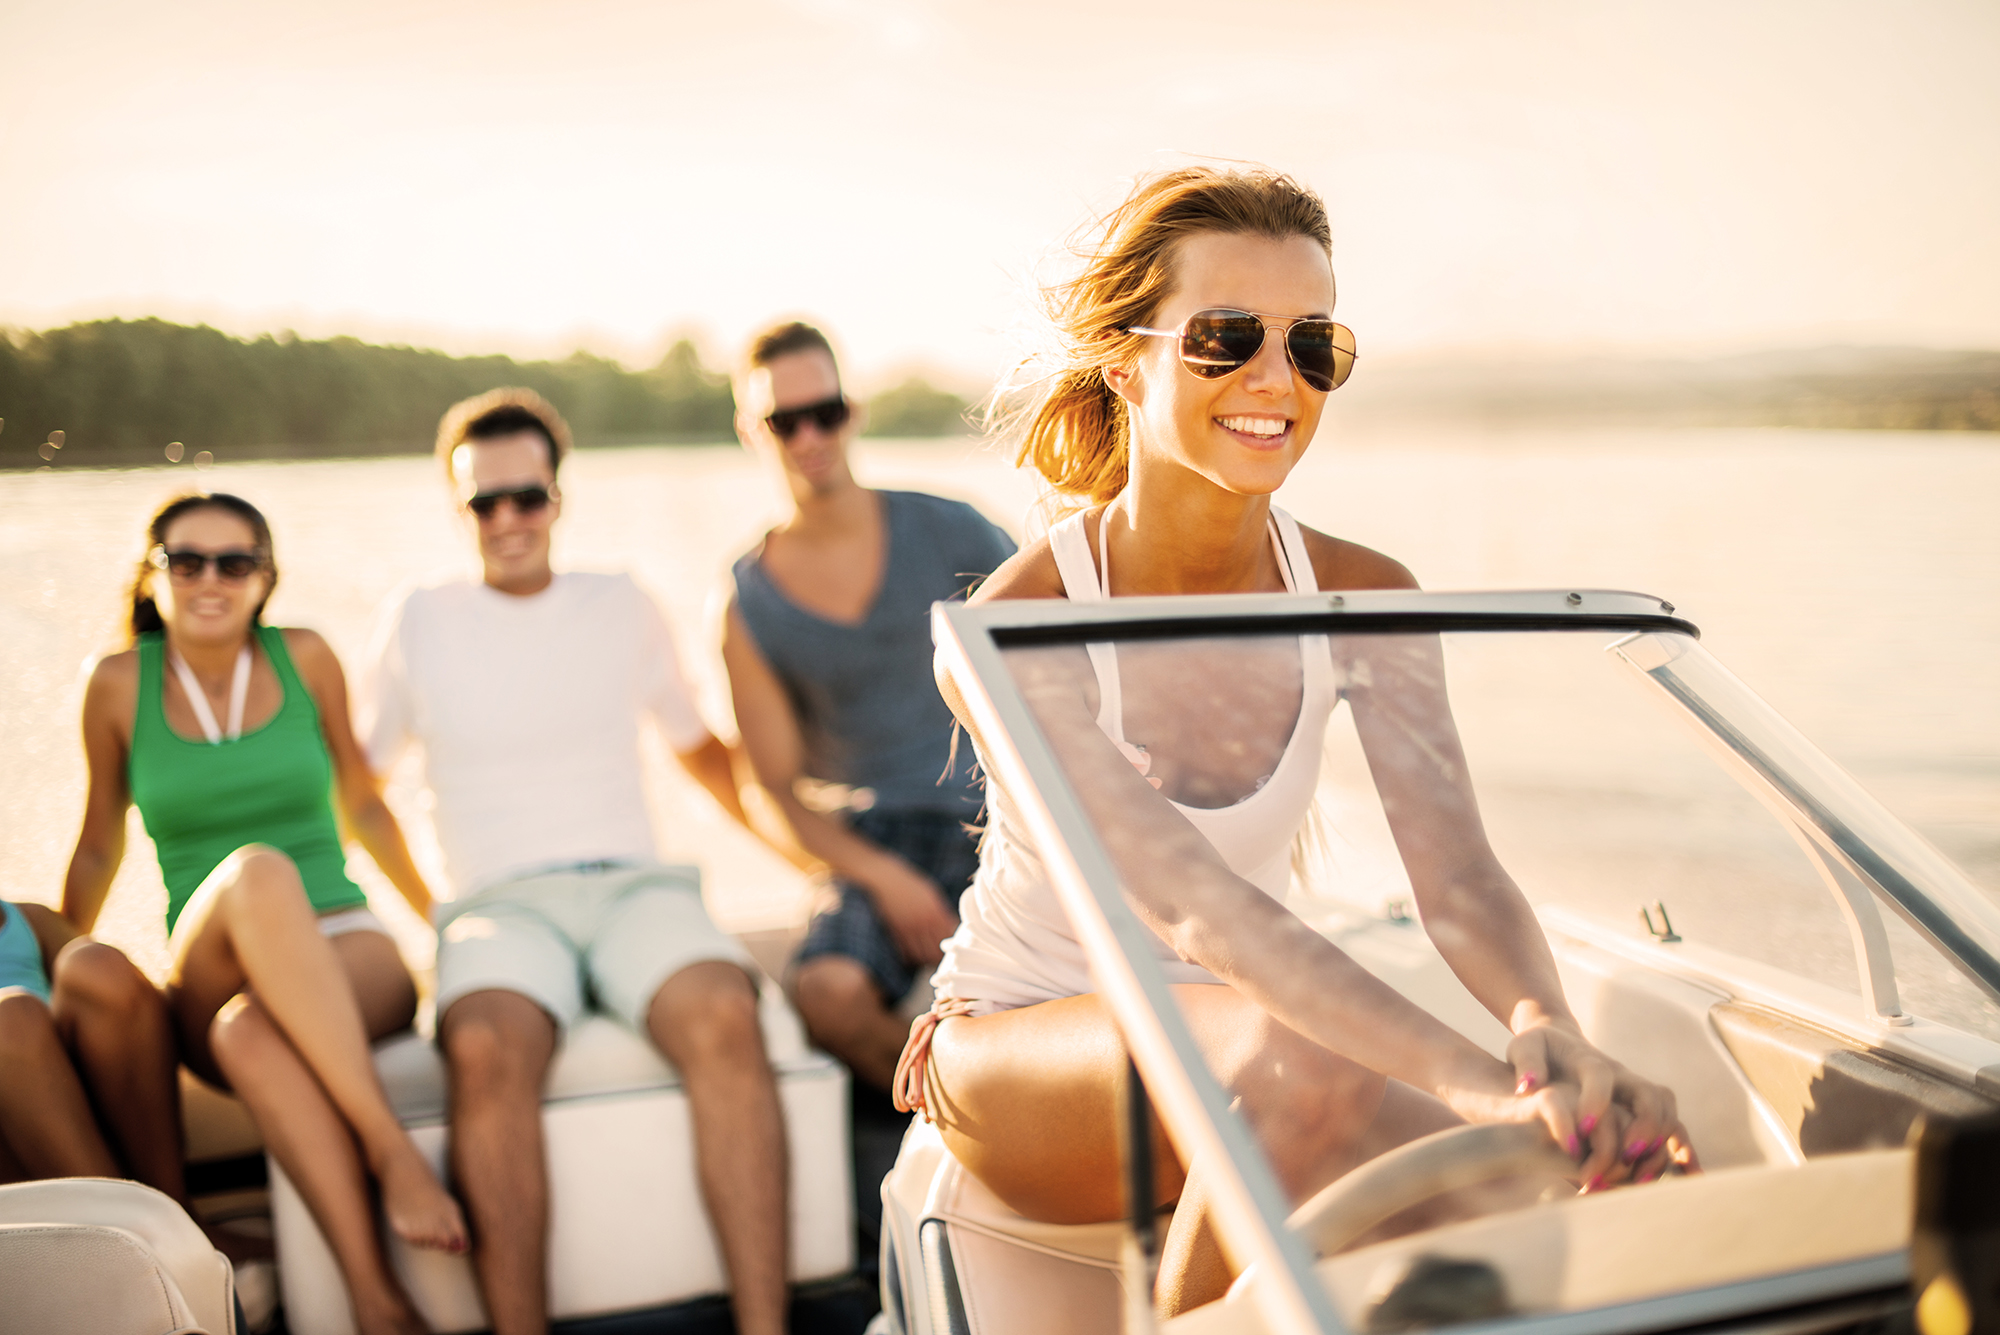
<box><xmin>732</xmin><ymin>490</ymin><xmax>1015</xmax><ymax>814</ymax></box>
<box><xmin>0</xmin><ymin>901</ymin><xmax>52</xmax><ymax>1004</ymax></box>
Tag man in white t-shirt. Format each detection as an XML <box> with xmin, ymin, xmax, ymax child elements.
<box><xmin>363</xmin><ymin>388</ymin><xmax>789</xmax><ymax>1335</ymax></box>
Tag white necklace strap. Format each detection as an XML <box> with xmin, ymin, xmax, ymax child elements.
<box><xmin>168</xmin><ymin>642</ymin><xmax>253</xmax><ymax>744</ymax></box>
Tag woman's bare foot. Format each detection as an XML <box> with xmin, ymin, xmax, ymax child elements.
<box><xmin>370</xmin><ymin>1139</ymin><xmax>467</xmax><ymax>1253</ymax></box>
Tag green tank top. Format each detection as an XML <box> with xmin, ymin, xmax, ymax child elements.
<box><xmin>130</xmin><ymin>626</ymin><xmax>367</xmax><ymax>931</ymax></box>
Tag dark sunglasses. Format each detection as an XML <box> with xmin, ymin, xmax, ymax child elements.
<box><xmin>150</xmin><ymin>546</ymin><xmax>266</xmax><ymax>581</ymax></box>
<box><xmin>765</xmin><ymin>396</ymin><xmax>851</xmax><ymax>440</ymax></box>
<box><xmin>1128</xmin><ymin>308</ymin><xmax>1358</xmax><ymax>393</ymax></box>
<box><xmin>465</xmin><ymin>485</ymin><xmax>554</xmax><ymax>519</ymax></box>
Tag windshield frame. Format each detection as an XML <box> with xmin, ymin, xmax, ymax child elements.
<box><xmin>935</xmin><ymin>586</ymin><xmax>2000</xmax><ymax>1333</ymax></box>
<box><xmin>933</xmin><ymin>588</ymin><xmax>1698</xmax><ymax>1335</ymax></box>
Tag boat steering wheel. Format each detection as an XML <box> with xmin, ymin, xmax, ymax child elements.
<box><xmin>1288</xmin><ymin>1122</ymin><xmax>1579</xmax><ymax>1257</ymax></box>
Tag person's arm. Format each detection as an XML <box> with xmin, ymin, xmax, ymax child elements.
<box><xmin>674</xmin><ymin>731</ymin><xmax>752</xmax><ymax>828</ymax></box>
<box><xmin>60</xmin><ymin>654</ymin><xmax>137</xmax><ymax>932</ymax></box>
<box><xmin>1000</xmin><ymin>643</ymin><xmax>1547</xmax><ymax>1120</ymax></box>
<box><xmin>18</xmin><ymin>902</ymin><xmax>82</xmax><ymax>973</ymax></box>
<box><xmin>1343</xmin><ymin>631</ymin><xmax>1688</xmax><ymax>1180</ymax></box>
<box><xmin>723</xmin><ymin>597</ymin><xmax>961</xmax><ymax>967</ymax></box>
<box><xmin>288</xmin><ymin>629</ymin><xmax>435</xmax><ymax>921</ymax></box>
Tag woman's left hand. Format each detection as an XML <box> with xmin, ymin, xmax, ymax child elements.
<box><xmin>1507</xmin><ymin>1022</ymin><xmax>1699</xmax><ymax>1188</ymax></box>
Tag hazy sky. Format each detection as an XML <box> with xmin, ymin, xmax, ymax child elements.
<box><xmin>5</xmin><ymin>0</ymin><xmax>1997</xmax><ymax>385</ymax></box>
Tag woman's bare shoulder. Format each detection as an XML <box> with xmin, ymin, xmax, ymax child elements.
<box><xmin>970</xmin><ymin>536</ymin><xmax>1069</xmax><ymax>604</ymax></box>
<box><xmin>84</xmin><ymin>648</ymin><xmax>139</xmax><ymax>697</ymax></box>
<box><xmin>279</xmin><ymin>626</ymin><xmax>336</xmax><ymax>668</ymax></box>
<box><xmin>79</xmin><ymin>649</ymin><xmax>139</xmax><ymax>736</ymax></box>
<box><xmin>1297</xmin><ymin>526</ymin><xmax>1420</xmax><ymax>592</ymax></box>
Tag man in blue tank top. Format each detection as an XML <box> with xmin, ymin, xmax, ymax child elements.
<box><xmin>722</xmin><ymin>323</ymin><xmax>1015</xmax><ymax>1096</ymax></box>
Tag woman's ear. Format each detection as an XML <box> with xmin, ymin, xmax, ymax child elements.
<box><xmin>1103</xmin><ymin>359</ymin><xmax>1143</xmax><ymax>408</ymax></box>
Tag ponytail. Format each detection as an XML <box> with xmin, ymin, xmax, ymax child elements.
<box><xmin>1015</xmin><ymin>368</ymin><xmax>1130</xmax><ymax>506</ymax></box>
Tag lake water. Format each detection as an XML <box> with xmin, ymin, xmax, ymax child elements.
<box><xmin>2</xmin><ymin>426</ymin><xmax>1995</xmax><ymax>1031</ymax></box>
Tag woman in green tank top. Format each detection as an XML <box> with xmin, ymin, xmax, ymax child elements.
<box><xmin>62</xmin><ymin>493</ymin><xmax>467</xmax><ymax>1335</ymax></box>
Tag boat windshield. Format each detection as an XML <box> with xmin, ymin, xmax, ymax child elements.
<box><xmin>937</xmin><ymin>590</ymin><xmax>2000</xmax><ymax>1334</ymax></box>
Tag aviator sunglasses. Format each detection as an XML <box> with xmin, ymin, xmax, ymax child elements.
<box><xmin>150</xmin><ymin>546</ymin><xmax>267</xmax><ymax>581</ymax></box>
<box><xmin>1128</xmin><ymin>308</ymin><xmax>1358</xmax><ymax>393</ymax></box>
<box><xmin>765</xmin><ymin>396</ymin><xmax>851</xmax><ymax>440</ymax></box>
<box><xmin>464</xmin><ymin>485</ymin><xmax>554</xmax><ymax>519</ymax></box>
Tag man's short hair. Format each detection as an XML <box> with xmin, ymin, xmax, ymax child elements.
<box><xmin>744</xmin><ymin>321</ymin><xmax>838</xmax><ymax>377</ymax></box>
<box><xmin>435</xmin><ymin>387</ymin><xmax>573</xmax><ymax>480</ymax></box>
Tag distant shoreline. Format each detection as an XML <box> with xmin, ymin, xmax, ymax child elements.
<box><xmin>0</xmin><ymin>318</ymin><xmax>975</xmax><ymax>470</ymax></box>
<box><xmin>6</xmin><ymin>319</ymin><xmax>1993</xmax><ymax>471</ymax></box>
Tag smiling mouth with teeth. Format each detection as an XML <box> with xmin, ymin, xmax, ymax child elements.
<box><xmin>1218</xmin><ymin>415</ymin><xmax>1289</xmax><ymax>438</ymax></box>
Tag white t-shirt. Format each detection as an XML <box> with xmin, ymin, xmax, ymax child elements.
<box><xmin>363</xmin><ymin>572</ymin><xmax>711</xmax><ymax>899</ymax></box>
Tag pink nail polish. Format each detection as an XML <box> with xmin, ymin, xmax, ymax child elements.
<box><xmin>1625</xmin><ymin>1139</ymin><xmax>1648</xmax><ymax>1163</ymax></box>
<box><xmin>1516</xmin><ymin>1073</ymin><xmax>1539</xmax><ymax>1094</ymax></box>
<box><xmin>1565</xmin><ymin>1135</ymin><xmax>1580</xmax><ymax>1157</ymax></box>
<box><xmin>1578</xmin><ymin>1114</ymin><xmax>1598</xmax><ymax>1136</ymax></box>
<box><xmin>1585</xmin><ymin>1174</ymin><xmax>1604</xmax><ymax>1193</ymax></box>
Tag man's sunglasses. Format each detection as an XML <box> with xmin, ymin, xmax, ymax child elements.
<box><xmin>150</xmin><ymin>546</ymin><xmax>266</xmax><ymax>581</ymax></box>
<box><xmin>765</xmin><ymin>397</ymin><xmax>851</xmax><ymax>441</ymax></box>
<box><xmin>465</xmin><ymin>485</ymin><xmax>554</xmax><ymax>519</ymax></box>
<box><xmin>1127</xmin><ymin>309</ymin><xmax>1358</xmax><ymax>393</ymax></box>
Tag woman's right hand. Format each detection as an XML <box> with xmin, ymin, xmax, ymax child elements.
<box><xmin>1443</xmin><ymin>1057</ymin><xmax>1691</xmax><ymax>1191</ymax></box>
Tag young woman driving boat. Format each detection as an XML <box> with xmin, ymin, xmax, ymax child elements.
<box><xmin>61</xmin><ymin>492</ymin><xmax>465</xmax><ymax>1335</ymax></box>
<box><xmin>895</xmin><ymin>166</ymin><xmax>1699</xmax><ymax>1315</ymax></box>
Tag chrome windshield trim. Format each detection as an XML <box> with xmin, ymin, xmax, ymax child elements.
<box><xmin>1614</xmin><ymin>633</ymin><xmax>2000</xmax><ymax>1010</ymax></box>
<box><xmin>970</xmin><ymin>588</ymin><xmax>1697</xmax><ymax>647</ymax></box>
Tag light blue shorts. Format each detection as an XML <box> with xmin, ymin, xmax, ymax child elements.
<box><xmin>433</xmin><ymin>864</ymin><xmax>755</xmax><ymax>1034</ymax></box>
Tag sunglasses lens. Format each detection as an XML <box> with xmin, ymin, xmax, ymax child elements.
<box><xmin>811</xmin><ymin>400</ymin><xmax>851</xmax><ymax>431</ymax></box>
<box><xmin>467</xmin><ymin>487</ymin><xmax>550</xmax><ymax>518</ymax></box>
<box><xmin>165</xmin><ymin>552</ymin><xmax>208</xmax><ymax>579</ymax></box>
<box><xmin>766</xmin><ymin>410</ymin><xmax>803</xmax><ymax>439</ymax></box>
<box><xmin>1285</xmin><ymin>321</ymin><xmax>1357</xmax><ymax>393</ymax></box>
<box><xmin>214</xmin><ymin>553</ymin><xmax>262</xmax><ymax>580</ymax></box>
<box><xmin>1180</xmin><ymin>311</ymin><xmax>1267</xmax><ymax>378</ymax></box>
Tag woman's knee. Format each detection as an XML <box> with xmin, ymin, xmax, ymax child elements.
<box><xmin>217</xmin><ymin>846</ymin><xmax>309</xmax><ymax>916</ymax></box>
<box><xmin>207</xmin><ymin>993</ymin><xmax>281</xmax><ymax>1076</ymax></box>
<box><xmin>51</xmin><ymin>940</ymin><xmax>157</xmax><ymax>1018</ymax></box>
<box><xmin>1228</xmin><ymin>1021</ymin><xmax>1383</xmax><ymax>1186</ymax></box>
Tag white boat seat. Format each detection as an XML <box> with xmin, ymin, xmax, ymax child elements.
<box><xmin>881</xmin><ymin>1119</ymin><xmax>1128</xmax><ymax>1335</ymax></box>
<box><xmin>922</xmin><ymin>1146</ymin><xmax>1126</xmax><ymax>1268</ymax></box>
<box><xmin>272</xmin><ymin>982</ymin><xmax>853</xmax><ymax>1335</ymax></box>
<box><xmin>0</xmin><ymin>1177</ymin><xmax>237</xmax><ymax>1335</ymax></box>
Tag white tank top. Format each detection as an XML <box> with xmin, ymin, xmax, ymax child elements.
<box><xmin>932</xmin><ymin>505</ymin><xmax>1340</xmax><ymax>1011</ymax></box>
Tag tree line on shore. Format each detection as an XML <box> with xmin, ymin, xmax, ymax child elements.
<box><xmin>0</xmin><ymin>318</ymin><xmax>975</xmax><ymax>468</ymax></box>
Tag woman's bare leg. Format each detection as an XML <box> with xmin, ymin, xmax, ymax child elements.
<box><xmin>0</xmin><ymin>990</ymin><xmax>120</xmax><ymax>1179</ymax></box>
<box><xmin>925</xmin><ymin>984</ymin><xmax>1396</xmax><ymax>1313</ymax></box>
<box><xmin>171</xmin><ymin>846</ymin><xmax>464</xmax><ymax>1255</ymax></box>
<box><xmin>49</xmin><ymin>940</ymin><xmax>187</xmax><ymax>1202</ymax></box>
<box><xmin>210</xmin><ymin>931</ymin><xmax>430</xmax><ymax>1335</ymax></box>
<box><xmin>1154</xmin><ymin>1079</ymin><xmax>1466</xmax><ymax>1314</ymax></box>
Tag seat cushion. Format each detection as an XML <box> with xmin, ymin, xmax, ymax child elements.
<box><xmin>379</xmin><ymin>977</ymin><xmax>813</xmax><ymax>1124</ymax></box>
<box><xmin>0</xmin><ymin>1224</ymin><xmax>202</xmax><ymax>1335</ymax></box>
<box><xmin>0</xmin><ymin>1179</ymin><xmax>234</xmax><ymax>1335</ymax></box>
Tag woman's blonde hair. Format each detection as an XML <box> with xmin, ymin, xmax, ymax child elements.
<box><xmin>1005</xmin><ymin>166</ymin><xmax>1333</xmax><ymax>506</ymax></box>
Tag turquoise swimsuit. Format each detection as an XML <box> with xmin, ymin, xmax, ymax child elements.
<box><xmin>0</xmin><ymin>901</ymin><xmax>52</xmax><ymax>1004</ymax></box>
